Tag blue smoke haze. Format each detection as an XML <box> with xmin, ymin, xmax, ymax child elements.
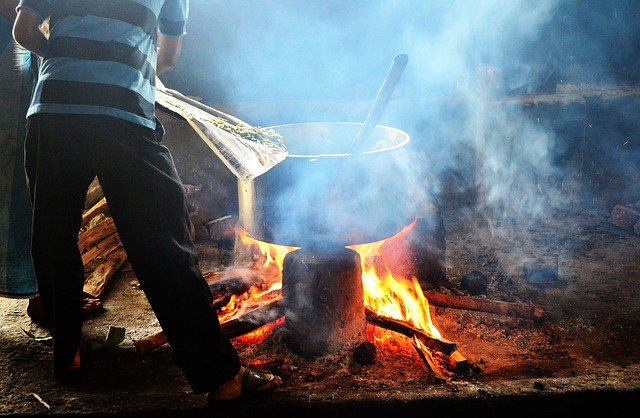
<box><xmin>162</xmin><ymin>0</ymin><xmax>640</xmax><ymax>239</ymax></box>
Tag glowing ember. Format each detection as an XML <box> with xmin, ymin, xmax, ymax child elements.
<box><xmin>234</xmin><ymin>317</ymin><xmax>284</xmax><ymax>344</ymax></box>
<box><xmin>217</xmin><ymin>282</ymin><xmax>281</xmax><ymax>323</ymax></box>
<box><xmin>228</xmin><ymin>222</ymin><xmax>442</xmax><ymax>341</ymax></box>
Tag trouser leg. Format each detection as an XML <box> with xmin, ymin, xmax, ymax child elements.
<box><xmin>85</xmin><ymin>116</ymin><xmax>240</xmax><ymax>394</ymax></box>
<box><xmin>25</xmin><ymin>114</ymin><xmax>95</xmax><ymax>374</ymax></box>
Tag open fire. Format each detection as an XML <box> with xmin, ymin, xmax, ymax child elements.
<box><xmin>219</xmin><ymin>220</ymin><xmax>464</xmax><ymax>380</ymax></box>
<box><xmin>230</xmin><ymin>220</ymin><xmax>441</xmax><ymax>339</ymax></box>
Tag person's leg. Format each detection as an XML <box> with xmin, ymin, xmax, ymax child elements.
<box><xmin>89</xmin><ymin>116</ymin><xmax>240</xmax><ymax>394</ymax></box>
<box><xmin>24</xmin><ymin>114</ymin><xmax>97</xmax><ymax>377</ymax></box>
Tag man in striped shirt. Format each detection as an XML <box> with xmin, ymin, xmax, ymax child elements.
<box><xmin>13</xmin><ymin>0</ymin><xmax>281</xmax><ymax>402</ymax></box>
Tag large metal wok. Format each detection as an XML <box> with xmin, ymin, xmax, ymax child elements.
<box><xmin>237</xmin><ymin>122</ymin><xmax>414</xmax><ymax>248</ymax></box>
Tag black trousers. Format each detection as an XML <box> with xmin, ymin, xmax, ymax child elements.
<box><xmin>24</xmin><ymin>113</ymin><xmax>240</xmax><ymax>394</ymax></box>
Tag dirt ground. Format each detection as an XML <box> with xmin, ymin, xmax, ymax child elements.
<box><xmin>1</xmin><ymin>201</ymin><xmax>639</xmax><ymax>417</ymax></box>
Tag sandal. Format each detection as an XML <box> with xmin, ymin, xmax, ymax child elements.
<box><xmin>81</xmin><ymin>297</ymin><xmax>104</xmax><ymax>317</ymax></box>
<box><xmin>208</xmin><ymin>366</ymin><xmax>282</xmax><ymax>404</ymax></box>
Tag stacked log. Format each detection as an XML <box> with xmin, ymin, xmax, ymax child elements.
<box><xmin>79</xmin><ymin>195</ymin><xmax>126</xmax><ymax>298</ymax></box>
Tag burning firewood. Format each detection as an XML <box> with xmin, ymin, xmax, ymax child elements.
<box><xmin>134</xmin><ymin>299</ymin><xmax>284</xmax><ymax>354</ymax></box>
<box><xmin>412</xmin><ymin>338</ymin><xmax>449</xmax><ymax>383</ymax></box>
<box><xmin>365</xmin><ymin>309</ymin><xmax>457</xmax><ymax>355</ymax></box>
<box><xmin>422</xmin><ymin>290</ymin><xmax>544</xmax><ymax>321</ymax></box>
<box><xmin>220</xmin><ymin>299</ymin><xmax>284</xmax><ymax>337</ymax></box>
<box><xmin>366</xmin><ymin>310</ymin><xmax>470</xmax><ymax>377</ymax></box>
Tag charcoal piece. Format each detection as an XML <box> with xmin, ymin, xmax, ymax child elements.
<box><xmin>352</xmin><ymin>342</ymin><xmax>377</xmax><ymax>365</ymax></box>
<box><xmin>460</xmin><ymin>271</ymin><xmax>489</xmax><ymax>295</ymax></box>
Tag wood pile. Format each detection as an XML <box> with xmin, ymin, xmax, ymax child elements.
<box><xmin>79</xmin><ymin>197</ymin><xmax>126</xmax><ymax>298</ymax></box>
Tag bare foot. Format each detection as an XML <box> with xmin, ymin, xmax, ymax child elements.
<box><xmin>66</xmin><ymin>347</ymin><xmax>81</xmax><ymax>373</ymax></box>
<box><xmin>210</xmin><ymin>366</ymin><xmax>244</xmax><ymax>400</ymax></box>
<box><xmin>26</xmin><ymin>296</ymin><xmax>46</xmax><ymax>320</ymax></box>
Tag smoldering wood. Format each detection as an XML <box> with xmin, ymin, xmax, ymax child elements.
<box><xmin>133</xmin><ymin>299</ymin><xmax>284</xmax><ymax>353</ymax></box>
<box><xmin>204</xmin><ymin>215</ymin><xmax>238</xmax><ymax>241</ymax></box>
<box><xmin>423</xmin><ymin>290</ymin><xmax>545</xmax><ymax>321</ymax></box>
<box><xmin>203</xmin><ymin>267</ymin><xmax>265</xmax><ymax>311</ymax></box>
<box><xmin>281</xmin><ymin>247</ymin><xmax>367</xmax><ymax>358</ymax></box>
<box><xmin>412</xmin><ymin>340</ymin><xmax>449</xmax><ymax>384</ymax></box>
<box><xmin>221</xmin><ymin>299</ymin><xmax>285</xmax><ymax>338</ymax></box>
<box><xmin>436</xmin><ymin>350</ymin><xmax>470</xmax><ymax>374</ymax></box>
<box><xmin>135</xmin><ymin>267</ymin><xmax>271</xmax><ymax>352</ymax></box>
<box><xmin>203</xmin><ymin>267</ymin><xmax>263</xmax><ymax>291</ymax></box>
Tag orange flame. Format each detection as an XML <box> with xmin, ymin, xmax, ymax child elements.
<box><xmin>228</xmin><ymin>224</ymin><xmax>441</xmax><ymax>339</ymax></box>
<box><xmin>348</xmin><ymin>221</ymin><xmax>441</xmax><ymax>339</ymax></box>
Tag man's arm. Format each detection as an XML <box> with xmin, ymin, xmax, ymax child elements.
<box><xmin>0</xmin><ymin>0</ymin><xmax>19</xmax><ymax>21</ymax></box>
<box><xmin>12</xmin><ymin>7</ymin><xmax>46</xmax><ymax>57</ymax></box>
<box><xmin>156</xmin><ymin>33</ymin><xmax>182</xmax><ymax>75</ymax></box>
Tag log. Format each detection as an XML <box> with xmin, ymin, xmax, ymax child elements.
<box><xmin>204</xmin><ymin>267</ymin><xmax>262</xmax><ymax>294</ymax></box>
<box><xmin>133</xmin><ymin>329</ymin><xmax>167</xmax><ymax>354</ymax></box>
<box><xmin>221</xmin><ymin>299</ymin><xmax>284</xmax><ymax>338</ymax></box>
<box><xmin>412</xmin><ymin>339</ymin><xmax>449</xmax><ymax>383</ymax></box>
<box><xmin>134</xmin><ymin>299</ymin><xmax>284</xmax><ymax>353</ymax></box>
<box><xmin>609</xmin><ymin>204</ymin><xmax>640</xmax><ymax>232</ymax></box>
<box><xmin>436</xmin><ymin>350</ymin><xmax>470</xmax><ymax>374</ymax></box>
<box><xmin>80</xmin><ymin>230</ymin><xmax>121</xmax><ymax>266</ymax></box>
<box><xmin>365</xmin><ymin>309</ymin><xmax>457</xmax><ymax>355</ymax></box>
<box><xmin>81</xmin><ymin>196</ymin><xmax>110</xmax><ymax>229</ymax></box>
<box><xmin>204</xmin><ymin>266</ymin><xmax>263</xmax><ymax>282</ymax></box>
<box><xmin>423</xmin><ymin>291</ymin><xmax>544</xmax><ymax>321</ymax></box>
<box><xmin>83</xmin><ymin>246</ymin><xmax>127</xmax><ymax>297</ymax></box>
<box><xmin>204</xmin><ymin>268</ymin><xmax>265</xmax><ymax>311</ymax></box>
<box><xmin>78</xmin><ymin>216</ymin><xmax>118</xmax><ymax>254</ymax></box>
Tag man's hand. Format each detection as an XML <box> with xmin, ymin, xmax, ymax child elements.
<box><xmin>157</xmin><ymin>33</ymin><xmax>183</xmax><ymax>75</ymax></box>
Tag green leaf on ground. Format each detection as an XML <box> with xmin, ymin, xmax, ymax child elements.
<box><xmin>87</xmin><ymin>326</ymin><xmax>126</xmax><ymax>350</ymax></box>
<box><xmin>21</xmin><ymin>328</ymin><xmax>53</xmax><ymax>346</ymax></box>
<box><xmin>22</xmin><ymin>325</ymin><xmax>125</xmax><ymax>350</ymax></box>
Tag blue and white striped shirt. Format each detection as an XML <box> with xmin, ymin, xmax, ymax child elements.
<box><xmin>17</xmin><ymin>0</ymin><xmax>189</xmax><ymax>129</ymax></box>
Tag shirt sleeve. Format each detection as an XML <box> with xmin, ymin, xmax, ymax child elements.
<box><xmin>16</xmin><ymin>0</ymin><xmax>52</xmax><ymax>21</ymax></box>
<box><xmin>159</xmin><ymin>0</ymin><xmax>189</xmax><ymax>37</ymax></box>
